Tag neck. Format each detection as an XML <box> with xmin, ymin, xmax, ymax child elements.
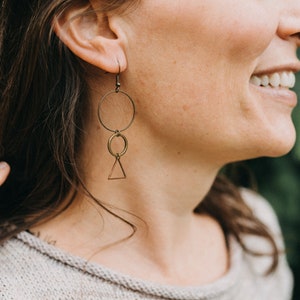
<box><xmin>80</xmin><ymin>123</ymin><xmax>221</xmax><ymax>232</ymax></box>
<box><xmin>31</xmin><ymin>113</ymin><xmax>228</xmax><ymax>285</ymax></box>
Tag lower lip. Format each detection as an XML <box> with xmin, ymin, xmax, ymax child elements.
<box><xmin>249</xmin><ymin>84</ymin><xmax>298</xmax><ymax>108</ymax></box>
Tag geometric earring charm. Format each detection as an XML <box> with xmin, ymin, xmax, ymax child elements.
<box><xmin>97</xmin><ymin>69</ymin><xmax>135</xmax><ymax>180</ymax></box>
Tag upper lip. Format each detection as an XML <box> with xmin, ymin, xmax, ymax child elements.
<box><xmin>252</xmin><ymin>62</ymin><xmax>300</xmax><ymax>76</ymax></box>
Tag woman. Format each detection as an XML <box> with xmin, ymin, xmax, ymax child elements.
<box><xmin>0</xmin><ymin>0</ymin><xmax>299</xmax><ymax>299</ymax></box>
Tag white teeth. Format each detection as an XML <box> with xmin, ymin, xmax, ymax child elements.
<box><xmin>261</xmin><ymin>75</ymin><xmax>269</xmax><ymax>87</ymax></box>
<box><xmin>269</xmin><ymin>73</ymin><xmax>280</xmax><ymax>87</ymax></box>
<box><xmin>288</xmin><ymin>72</ymin><xmax>296</xmax><ymax>87</ymax></box>
<box><xmin>250</xmin><ymin>76</ymin><xmax>261</xmax><ymax>86</ymax></box>
<box><xmin>250</xmin><ymin>71</ymin><xmax>296</xmax><ymax>88</ymax></box>
<box><xmin>280</xmin><ymin>72</ymin><xmax>290</xmax><ymax>87</ymax></box>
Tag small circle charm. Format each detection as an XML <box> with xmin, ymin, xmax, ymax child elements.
<box><xmin>107</xmin><ymin>132</ymin><xmax>128</xmax><ymax>158</ymax></box>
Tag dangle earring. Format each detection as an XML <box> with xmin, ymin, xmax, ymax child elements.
<box><xmin>97</xmin><ymin>67</ymin><xmax>135</xmax><ymax>180</ymax></box>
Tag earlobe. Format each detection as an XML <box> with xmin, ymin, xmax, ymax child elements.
<box><xmin>53</xmin><ymin>3</ymin><xmax>127</xmax><ymax>73</ymax></box>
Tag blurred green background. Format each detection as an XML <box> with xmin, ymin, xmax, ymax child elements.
<box><xmin>244</xmin><ymin>53</ymin><xmax>300</xmax><ymax>299</ymax></box>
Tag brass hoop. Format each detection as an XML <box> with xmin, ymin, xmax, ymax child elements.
<box><xmin>107</xmin><ymin>132</ymin><xmax>128</xmax><ymax>158</ymax></box>
<box><xmin>97</xmin><ymin>90</ymin><xmax>135</xmax><ymax>133</ymax></box>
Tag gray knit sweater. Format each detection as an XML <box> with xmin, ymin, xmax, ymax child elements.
<box><xmin>0</xmin><ymin>190</ymin><xmax>293</xmax><ymax>300</ymax></box>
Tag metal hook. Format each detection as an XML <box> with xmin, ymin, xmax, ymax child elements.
<box><xmin>115</xmin><ymin>61</ymin><xmax>121</xmax><ymax>93</ymax></box>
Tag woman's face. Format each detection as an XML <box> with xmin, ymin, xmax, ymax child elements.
<box><xmin>119</xmin><ymin>0</ymin><xmax>300</xmax><ymax>163</ymax></box>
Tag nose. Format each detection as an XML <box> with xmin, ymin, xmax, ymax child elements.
<box><xmin>277</xmin><ymin>1</ymin><xmax>300</xmax><ymax>47</ymax></box>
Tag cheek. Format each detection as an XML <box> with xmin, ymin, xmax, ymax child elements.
<box><xmin>124</xmin><ymin>1</ymin><xmax>282</xmax><ymax>147</ymax></box>
<box><xmin>211</xmin><ymin>11</ymin><xmax>278</xmax><ymax>64</ymax></box>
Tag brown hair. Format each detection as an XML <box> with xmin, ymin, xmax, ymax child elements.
<box><xmin>0</xmin><ymin>0</ymin><xmax>278</xmax><ymax>274</ymax></box>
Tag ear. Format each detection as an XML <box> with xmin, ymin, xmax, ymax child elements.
<box><xmin>53</xmin><ymin>1</ymin><xmax>127</xmax><ymax>73</ymax></box>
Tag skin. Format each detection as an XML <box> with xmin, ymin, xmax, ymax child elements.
<box><xmin>29</xmin><ymin>0</ymin><xmax>300</xmax><ymax>285</ymax></box>
<box><xmin>0</xmin><ymin>162</ymin><xmax>9</xmax><ymax>186</ymax></box>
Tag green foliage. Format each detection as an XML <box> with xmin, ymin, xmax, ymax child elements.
<box><xmin>246</xmin><ymin>62</ymin><xmax>300</xmax><ymax>299</ymax></box>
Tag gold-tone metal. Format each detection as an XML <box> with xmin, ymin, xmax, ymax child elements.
<box><xmin>97</xmin><ymin>90</ymin><xmax>135</xmax><ymax>133</ymax></box>
<box><xmin>108</xmin><ymin>156</ymin><xmax>126</xmax><ymax>180</ymax></box>
<box><xmin>107</xmin><ymin>131</ymin><xmax>128</xmax><ymax>158</ymax></box>
<box><xmin>97</xmin><ymin>69</ymin><xmax>135</xmax><ymax>180</ymax></box>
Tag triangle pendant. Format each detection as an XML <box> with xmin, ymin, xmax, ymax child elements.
<box><xmin>108</xmin><ymin>157</ymin><xmax>126</xmax><ymax>180</ymax></box>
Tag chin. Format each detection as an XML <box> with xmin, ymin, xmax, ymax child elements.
<box><xmin>234</xmin><ymin>129</ymin><xmax>295</xmax><ymax>162</ymax></box>
<box><xmin>266</xmin><ymin>143</ymin><xmax>295</xmax><ymax>158</ymax></box>
<box><xmin>254</xmin><ymin>115</ymin><xmax>297</xmax><ymax>157</ymax></box>
<box><xmin>258</xmin><ymin>131</ymin><xmax>296</xmax><ymax>158</ymax></box>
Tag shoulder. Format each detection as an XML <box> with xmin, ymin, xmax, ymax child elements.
<box><xmin>0</xmin><ymin>236</ymin><xmax>34</xmax><ymax>298</ymax></box>
<box><xmin>237</xmin><ymin>188</ymin><xmax>293</xmax><ymax>299</ymax></box>
<box><xmin>0</xmin><ymin>234</ymin><xmax>74</xmax><ymax>298</ymax></box>
<box><xmin>0</xmin><ymin>232</ymin><xmax>128</xmax><ymax>299</ymax></box>
<box><xmin>240</xmin><ymin>188</ymin><xmax>281</xmax><ymax>236</ymax></box>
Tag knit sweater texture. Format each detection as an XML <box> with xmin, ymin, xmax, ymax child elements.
<box><xmin>0</xmin><ymin>189</ymin><xmax>293</xmax><ymax>300</ymax></box>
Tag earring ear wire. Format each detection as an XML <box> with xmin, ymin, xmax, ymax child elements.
<box><xmin>115</xmin><ymin>63</ymin><xmax>121</xmax><ymax>93</ymax></box>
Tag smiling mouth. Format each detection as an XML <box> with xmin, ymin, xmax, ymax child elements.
<box><xmin>250</xmin><ymin>71</ymin><xmax>296</xmax><ymax>88</ymax></box>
